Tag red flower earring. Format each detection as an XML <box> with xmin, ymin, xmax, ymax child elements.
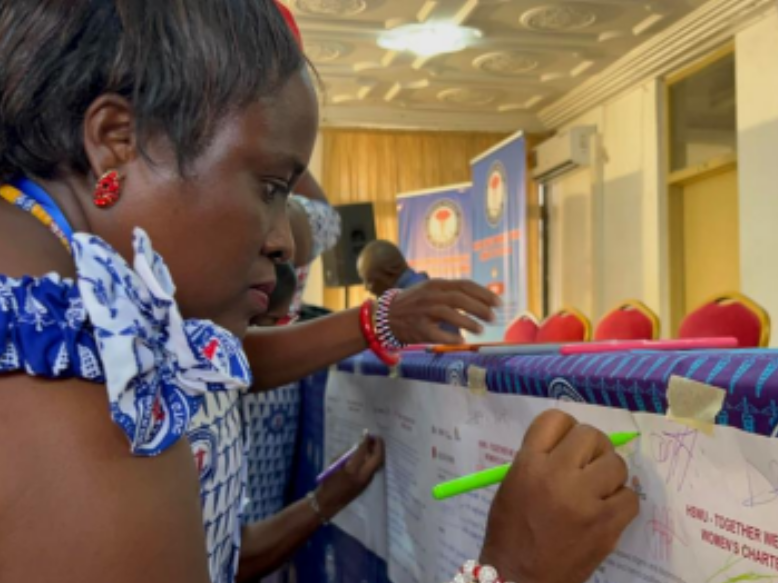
<box><xmin>93</xmin><ymin>170</ymin><xmax>123</xmax><ymax>208</ymax></box>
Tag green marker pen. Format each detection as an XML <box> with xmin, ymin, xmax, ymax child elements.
<box><xmin>609</xmin><ymin>431</ymin><xmax>641</xmax><ymax>448</ymax></box>
<box><xmin>432</xmin><ymin>431</ymin><xmax>640</xmax><ymax>501</ymax></box>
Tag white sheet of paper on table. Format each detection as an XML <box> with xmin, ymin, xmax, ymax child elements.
<box><xmin>324</xmin><ymin>371</ymin><xmax>778</xmax><ymax>583</ymax></box>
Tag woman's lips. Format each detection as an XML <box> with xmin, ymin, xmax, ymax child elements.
<box><xmin>248</xmin><ymin>282</ymin><xmax>275</xmax><ymax>316</ymax></box>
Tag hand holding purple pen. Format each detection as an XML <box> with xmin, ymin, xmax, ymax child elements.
<box><xmin>316</xmin><ymin>430</ymin><xmax>377</xmax><ymax>484</ymax></box>
<box><xmin>310</xmin><ymin>431</ymin><xmax>385</xmax><ymax>524</ymax></box>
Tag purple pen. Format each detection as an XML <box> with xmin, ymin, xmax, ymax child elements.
<box><xmin>316</xmin><ymin>432</ymin><xmax>372</xmax><ymax>483</ymax></box>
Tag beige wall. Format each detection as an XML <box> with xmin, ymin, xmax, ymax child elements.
<box><xmin>546</xmin><ymin>10</ymin><xmax>778</xmax><ymax>342</ymax></box>
<box><xmin>737</xmin><ymin>11</ymin><xmax>778</xmax><ymax>346</ymax></box>
<box><xmin>546</xmin><ymin>82</ymin><xmax>666</xmax><ymax>328</ymax></box>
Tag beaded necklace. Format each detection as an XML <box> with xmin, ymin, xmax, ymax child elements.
<box><xmin>0</xmin><ymin>179</ymin><xmax>73</xmax><ymax>253</ymax></box>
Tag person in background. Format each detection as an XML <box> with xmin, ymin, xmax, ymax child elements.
<box><xmin>240</xmin><ymin>170</ymin><xmax>348</xmax><ymax>582</ymax></box>
<box><xmin>357</xmin><ymin>240</ymin><xmax>426</xmax><ymax>298</ymax></box>
<box><xmin>239</xmin><ymin>262</ymin><xmax>384</xmax><ymax>583</ymax></box>
<box><xmin>251</xmin><ymin>262</ymin><xmax>298</xmax><ymax>328</ymax></box>
<box><xmin>297</xmin><ymin>302</ymin><xmax>332</xmax><ymax>321</ymax></box>
<box><xmin>241</xmin><ymin>173</ymin><xmax>341</xmax><ymax>528</ymax></box>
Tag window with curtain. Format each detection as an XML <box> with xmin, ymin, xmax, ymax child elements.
<box><xmin>320</xmin><ymin>128</ymin><xmax>510</xmax><ymax>311</ymax></box>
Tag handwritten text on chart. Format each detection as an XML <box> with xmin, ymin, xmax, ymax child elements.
<box><xmin>650</xmin><ymin>429</ymin><xmax>699</xmax><ymax>492</ymax></box>
<box><xmin>646</xmin><ymin>506</ymin><xmax>690</xmax><ymax>562</ymax></box>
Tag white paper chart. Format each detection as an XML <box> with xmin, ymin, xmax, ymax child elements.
<box><xmin>324</xmin><ymin>371</ymin><xmax>778</xmax><ymax>583</ymax></box>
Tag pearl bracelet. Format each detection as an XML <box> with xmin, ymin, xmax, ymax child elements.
<box><xmin>306</xmin><ymin>491</ymin><xmax>330</xmax><ymax>526</ymax></box>
<box><xmin>448</xmin><ymin>560</ymin><xmax>515</xmax><ymax>583</ymax></box>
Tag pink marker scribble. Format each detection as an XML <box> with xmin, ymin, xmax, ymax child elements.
<box><xmin>646</xmin><ymin>505</ymin><xmax>689</xmax><ymax>562</ymax></box>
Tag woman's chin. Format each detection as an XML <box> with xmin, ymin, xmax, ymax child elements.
<box><xmin>215</xmin><ymin>317</ymin><xmax>250</xmax><ymax>341</ymax></box>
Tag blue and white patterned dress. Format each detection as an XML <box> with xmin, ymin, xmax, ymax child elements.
<box><xmin>0</xmin><ymin>228</ymin><xmax>253</xmax><ymax>583</ymax></box>
<box><xmin>191</xmin><ymin>391</ymin><xmax>249</xmax><ymax>583</ymax></box>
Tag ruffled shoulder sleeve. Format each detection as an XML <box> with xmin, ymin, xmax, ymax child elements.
<box><xmin>0</xmin><ymin>228</ymin><xmax>252</xmax><ymax>456</ymax></box>
<box><xmin>0</xmin><ymin>273</ymin><xmax>100</xmax><ymax>378</ymax></box>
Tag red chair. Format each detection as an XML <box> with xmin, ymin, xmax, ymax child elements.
<box><xmin>536</xmin><ymin>307</ymin><xmax>592</xmax><ymax>344</ymax></box>
<box><xmin>679</xmin><ymin>292</ymin><xmax>771</xmax><ymax>348</ymax></box>
<box><xmin>594</xmin><ymin>300</ymin><xmax>660</xmax><ymax>342</ymax></box>
<box><xmin>504</xmin><ymin>312</ymin><xmax>539</xmax><ymax>343</ymax></box>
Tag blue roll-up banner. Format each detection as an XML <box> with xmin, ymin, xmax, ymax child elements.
<box><xmin>470</xmin><ymin>131</ymin><xmax>528</xmax><ymax>341</ymax></box>
<box><xmin>397</xmin><ymin>184</ymin><xmax>472</xmax><ymax>281</ymax></box>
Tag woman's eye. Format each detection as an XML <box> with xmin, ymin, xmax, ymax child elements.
<box><xmin>262</xmin><ymin>181</ymin><xmax>290</xmax><ymax>202</ymax></box>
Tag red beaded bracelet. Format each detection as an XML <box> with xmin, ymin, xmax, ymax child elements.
<box><xmin>359</xmin><ymin>300</ymin><xmax>400</xmax><ymax>367</ymax></box>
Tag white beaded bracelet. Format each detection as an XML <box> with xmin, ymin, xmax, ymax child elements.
<box><xmin>375</xmin><ymin>289</ymin><xmax>407</xmax><ymax>350</ymax></box>
<box><xmin>306</xmin><ymin>491</ymin><xmax>330</xmax><ymax>526</ymax></box>
<box><xmin>448</xmin><ymin>560</ymin><xmax>515</xmax><ymax>583</ymax></box>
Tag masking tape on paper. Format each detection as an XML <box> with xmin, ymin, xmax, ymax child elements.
<box><xmin>666</xmin><ymin>375</ymin><xmax>726</xmax><ymax>435</ymax></box>
<box><xmin>467</xmin><ymin>365</ymin><xmax>488</xmax><ymax>395</ymax></box>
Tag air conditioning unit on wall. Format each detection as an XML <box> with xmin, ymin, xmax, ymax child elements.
<box><xmin>532</xmin><ymin>126</ymin><xmax>596</xmax><ymax>182</ymax></box>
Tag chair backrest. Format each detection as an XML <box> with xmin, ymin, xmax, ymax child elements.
<box><xmin>504</xmin><ymin>312</ymin><xmax>539</xmax><ymax>344</ymax></box>
<box><xmin>679</xmin><ymin>292</ymin><xmax>771</xmax><ymax>348</ymax></box>
<box><xmin>536</xmin><ymin>307</ymin><xmax>592</xmax><ymax>344</ymax></box>
<box><xmin>594</xmin><ymin>300</ymin><xmax>660</xmax><ymax>342</ymax></box>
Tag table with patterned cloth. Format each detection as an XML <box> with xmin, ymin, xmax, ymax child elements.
<box><xmin>289</xmin><ymin>349</ymin><xmax>778</xmax><ymax>582</ymax></box>
<box><xmin>339</xmin><ymin>349</ymin><xmax>778</xmax><ymax>436</ymax></box>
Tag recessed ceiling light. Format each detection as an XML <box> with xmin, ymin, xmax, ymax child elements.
<box><xmin>378</xmin><ymin>24</ymin><xmax>482</xmax><ymax>57</ymax></box>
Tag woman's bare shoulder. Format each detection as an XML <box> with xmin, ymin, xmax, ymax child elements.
<box><xmin>0</xmin><ymin>374</ymin><xmax>212</xmax><ymax>583</ymax></box>
<box><xmin>0</xmin><ymin>202</ymin><xmax>75</xmax><ymax>278</ymax></box>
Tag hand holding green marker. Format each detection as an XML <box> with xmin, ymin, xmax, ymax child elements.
<box><xmin>432</xmin><ymin>431</ymin><xmax>640</xmax><ymax>501</ymax></box>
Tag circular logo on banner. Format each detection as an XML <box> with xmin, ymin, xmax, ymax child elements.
<box><xmin>486</xmin><ymin>161</ymin><xmax>507</xmax><ymax>226</ymax></box>
<box><xmin>425</xmin><ymin>199</ymin><xmax>463</xmax><ymax>250</ymax></box>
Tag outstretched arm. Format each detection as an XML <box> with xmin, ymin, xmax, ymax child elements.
<box><xmin>244</xmin><ymin>280</ymin><xmax>499</xmax><ymax>391</ymax></box>
<box><xmin>244</xmin><ymin>308</ymin><xmax>365</xmax><ymax>390</ymax></box>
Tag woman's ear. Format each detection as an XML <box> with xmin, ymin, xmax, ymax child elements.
<box><xmin>82</xmin><ymin>94</ymin><xmax>137</xmax><ymax>180</ymax></box>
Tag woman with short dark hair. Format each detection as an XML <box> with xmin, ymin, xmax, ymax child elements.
<box><xmin>0</xmin><ymin>2</ymin><xmax>638</xmax><ymax>583</ymax></box>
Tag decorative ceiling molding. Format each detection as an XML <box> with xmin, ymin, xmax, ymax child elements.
<box><xmin>417</xmin><ymin>1</ymin><xmax>439</xmax><ymax>22</ymax></box>
<box><xmin>437</xmin><ymin>87</ymin><xmax>499</xmax><ymax>107</ymax></box>
<box><xmin>452</xmin><ymin>0</ymin><xmax>481</xmax><ymax>26</ymax></box>
<box><xmin>539</xmin><ymin>0</ymin><xmax>776</xmax><ymax>128</ymax></box>
<box><xmin>498</xmin><ymin>95</ymin><xmax>546</xmax><ymax>112</ymax></box>
<box><xmin>598</xmin><ymin>30</ymin><xmax>627</xmax><ymax>42</ymax></box>
<box><xmin>520</xmin><ymin>4</ymin><xmax>599</xmax><ymax>32</ymax></box>
<box><xmin>570</xmin><ymin>60</ymin><xmax>595</xmax><ymax>77</ymax></box>
<box><xmin>473</xmin><ymin>51</ymin><xmax>541</xmax><ymax>75</ymax></box>
<box><xmin>306</xmin><ymin>40</ymin><xmax>352</xmax><ymax>62</ymax></box>
<box><xmin>293</xmin><ymin>0</ymin><xmax>368</xmax><ymax>17</ymax></box>
<box><xmin>291</xmin><ymin>0</ymin><xmax>723</xmax><ymax>130</ymax></box>
<box><xmin>320</xmin><ymin>105</ymin><xmax>544</xmax><ymax>132</ymax></box>
<box><xmin>633</xmin><ymin>13</ymin><xmax>667</xmax><ymax>36</ymax></box>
